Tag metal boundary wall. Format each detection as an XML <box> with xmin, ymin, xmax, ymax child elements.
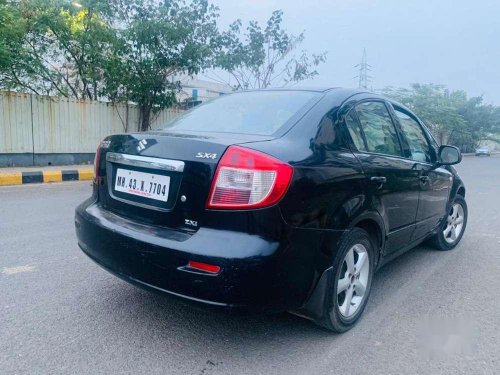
<box><xmin>0</xmin><ymin>92</ymin><xmax>183</xmax><ymax>166</ymax></box>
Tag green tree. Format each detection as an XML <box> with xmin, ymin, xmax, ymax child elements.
<box><xmin>382</xmin><ymin>84</ymin><xmax>466</xmax><ymax>145</ymax></box>
<box><xmin>0</xmin><ymin>0</ymin><xmax>221</xmax><ymax>131</ymax></box>
<box><xmin>1</xmin><ymin>2</ymin><xmax>326</xmax><ymax>132</ymax></box>
<box><xmin>0</xmin><ymin>0</ymin><xmax>32</xmax><ymax>92</ymax></box>
<box><xmin>105</xmin><ymin>0</ymin><xmax>220</xmax><ymax>131</ymax></box>
<box><xmin>215</xmin><ymin>10</ymin><xmax>327</xmax><ymax>90</ymax></box>
<box><xmin>0</xmin><ymin>0</ymin><xmax>116</xmax><ymax>98</ymax></box>
<box><xmin>382</xmin><ymin>84</ymin><xmax>500</xmax><ymax>152</ymax></box>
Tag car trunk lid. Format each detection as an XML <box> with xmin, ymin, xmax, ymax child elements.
<box><xmin>97</xmin><ymin>131</ymin><xmax>272</xmax><ymax>231</ymax></box>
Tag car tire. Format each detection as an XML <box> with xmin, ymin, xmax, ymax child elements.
<box><xmin>316</xmin><ymin>227</ymin><xmax>376</xmax><ymax>333</ymax></box>
<box><xmin>427</xmin><ymin>194</ymin><xmax>467</xmax><ymax>251</ymax></box>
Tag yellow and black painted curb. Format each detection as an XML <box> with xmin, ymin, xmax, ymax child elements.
<box><xmin>0</xmin><ymin>169</ymin><xmax>94</xmax><ymax>186</ymax></box>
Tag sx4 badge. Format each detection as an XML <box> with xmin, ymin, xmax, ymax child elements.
<box><xmin>195</xmin><ymin>152</ymin><xmax>217</xmax><ymax>159</ymax></box>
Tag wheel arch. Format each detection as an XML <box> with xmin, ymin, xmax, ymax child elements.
<box><xmin>446</xmin><ymin>177</ymin><xmax>466</xmax><ymax>218</ymax></box>
<box><xmin>296</xmin><ymin>216</ymin><xmax>384</xmax><ymax>327</ymax></box>
<box><xmin>350</xmin><ymin>211</ymin><xmax>386</xmax><ymax>256</ymax></box>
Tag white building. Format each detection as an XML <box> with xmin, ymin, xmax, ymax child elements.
<box><xmin>175</xmin><ymin>76</ymin><xmax>233</xmax><ymax>106</ymax></box>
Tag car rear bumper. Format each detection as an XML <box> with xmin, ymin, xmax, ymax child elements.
<box><xmin>75</xmin><ymin>199</ymin><xmax>344</xmax><ymax>313</ymax></box>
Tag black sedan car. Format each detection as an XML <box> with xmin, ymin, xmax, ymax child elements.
<box><xmin>75</xmin><ymin>88</ymin><xmax>467</xmax><ymax>332</ymax></box>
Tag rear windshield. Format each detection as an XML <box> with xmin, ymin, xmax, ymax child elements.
<box><xmin>161</xmin><ymin>91</ymin><xmax>321</xmax><ymax>136</ymax></box>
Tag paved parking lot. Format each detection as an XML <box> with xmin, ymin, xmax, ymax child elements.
<box><xmin>1</xmin><ymin>156</ymin><xmax>499</xmax><ymax>375</ymax></box>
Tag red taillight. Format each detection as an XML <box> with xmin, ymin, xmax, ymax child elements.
<box><xmin>206</xmin><ymin>146</ymin><xmax>293</xmax><ymax>210</ymax></box>
<box><xmin>187</xmin><ymin>261</ymin><xmax>221</xmax><ymax>274</ymax></box>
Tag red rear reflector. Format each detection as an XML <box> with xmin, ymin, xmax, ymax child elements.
<box><xmin>206</xmin><ymin>146</ymin><xmax>293</xmax><ymax>209</ymax></box>
<box><xmin>187</xmin><ymin>261</ymin><xmax>221</xmax><ymax>274</ymax></box>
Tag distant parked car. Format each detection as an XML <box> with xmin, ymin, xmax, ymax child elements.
<box><xmin>475</xmin><ymin>147</ymin><xmax>491</xmax><ymax>156</ymax></box>
<box><xmin>76</xmin><ymin>88</ymin><xmax>467</xmax><ymax>332</ymax></box>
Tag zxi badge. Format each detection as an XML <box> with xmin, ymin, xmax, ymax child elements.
<box><xmin>195</xmin><ymin>152</ymin><xmax>217</xmax><ymax>159</ymax></box>
<box><xmin>184</xmin><ymin>219</ymin><xmax>198</xmax><ymax>227</ymax></box>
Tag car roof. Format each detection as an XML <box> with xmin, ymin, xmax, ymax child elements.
<box><xmin>251</xmin><ymin>86</ymin><xmax>336</xmax><ymax>93</ymax></box>
<box><xmin>232</xmin><ymin>87</ymin><xmax>403</xmax><ymax>111</ymax></box>
<box><xmin>242</xmin><ymin>87</ymin><xmax>378</xmax><ymax>103</ymax></box>
<box><xmin>252</xmin><ymin>86</ymin><xmax>368</xmax><ymax>94</ymax></box>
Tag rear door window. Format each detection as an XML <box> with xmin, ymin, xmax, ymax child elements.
<box><xmin>355</xmin><ymin>101</ymin><xmax>403</xmax><ymax>157</ymax></box>
<box><xmin>345</xmin><ymin>110</ymin><xmax>367</xmax><ymax>152</ymax></box>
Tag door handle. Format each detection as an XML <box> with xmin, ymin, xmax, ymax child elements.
<box><xmin>419</xmin><ymin>175</ymin><xmax>430</xmax><ymax>184</ymax></box>
<box><xmin>370</xmin><ymin>176</ymin><xmax>387</xmax><ymax>188</ymax></box>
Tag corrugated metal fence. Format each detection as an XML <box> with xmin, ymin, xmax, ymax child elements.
<box><xmin>0</xmin><ymin>91</ymin><xmax>183</xmax><ymax>155</ymax></box>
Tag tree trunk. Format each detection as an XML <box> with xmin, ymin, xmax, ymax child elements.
<box><xmin>139</xmin><ymin>104</ymin><xmax>151</xmax><ymax>132</ymax></box>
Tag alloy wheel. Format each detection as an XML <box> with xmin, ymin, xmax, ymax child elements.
<box><xmin>443</xmin><ymin>203</ymin><xmax>465</xmax><ymax>244</ymax></box>
<box><xmin>337</xmin><ymin>244</ymin><xmax>370</xmax><ymax>318</ymax></box>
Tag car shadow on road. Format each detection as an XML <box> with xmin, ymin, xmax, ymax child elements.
<box><xmin>87</xmin><ymin>244</ymin><xmax>444</xmax><ymax>369</ymax></box>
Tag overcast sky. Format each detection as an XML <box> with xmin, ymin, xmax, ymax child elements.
<box><xmin>207</xmin><ymin>0</ymin><xmax>500</xmax><ymax>104</ymax></box>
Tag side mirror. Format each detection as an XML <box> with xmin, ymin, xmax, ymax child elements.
<box><xmin>438</xmin><ymin>145</ymin><xmax>462</xmax><ymax>166</ymax></box>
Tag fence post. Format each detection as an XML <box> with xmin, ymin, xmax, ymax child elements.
<box><xmin>29</xmin><ymin>93</ymin><xmax>35</xmax><ymax>166</ymax></box>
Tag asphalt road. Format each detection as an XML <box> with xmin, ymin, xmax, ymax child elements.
<box><xmin>1</xmin><ymin>156</ymin><xmax>499</xmax><ymax>375</ymax></box>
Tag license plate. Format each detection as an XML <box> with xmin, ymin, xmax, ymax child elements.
<box><xmin>115</xmin><ymin>168</ymin><xmax>170</xmax><ymax>202</ymax></box>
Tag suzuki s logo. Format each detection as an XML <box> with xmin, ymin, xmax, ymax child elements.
<box><xmin>195</xmin><ymin>152</ymin><xmax>217</xmax><ymax>160</ymax></box>
<box><xmin>136</xmin><ymin>139</ymin><xmax>148</xmax><ymax>152</ymax></box>
<box><xmin>100</xmin><ymin>140</ymin><xmax>111</xmax><ymax>149</ymax></box>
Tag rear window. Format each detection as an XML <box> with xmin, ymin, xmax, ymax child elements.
<box><xmin>162</xmin><ymin>91</ymin><xmax>321</xmax><ymax>136</ymax></box>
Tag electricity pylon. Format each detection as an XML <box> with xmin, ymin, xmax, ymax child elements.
<box><xmin>354</xmin><ymin>48</ymin><xmax>372</xmax><ymax>89</ymax></box>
